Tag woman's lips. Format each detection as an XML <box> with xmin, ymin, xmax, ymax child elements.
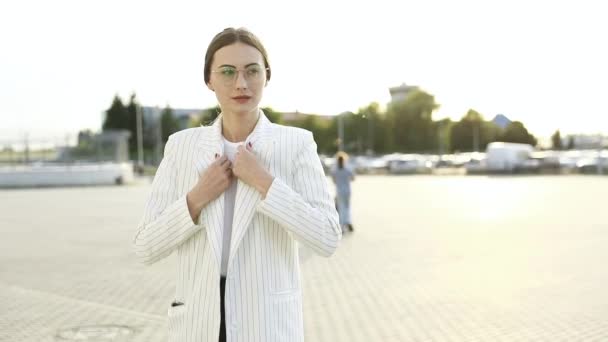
<box><xmin>232</xmin><ymin>96</ymin><xmax>251</xmax><ymax>104</ymax></box>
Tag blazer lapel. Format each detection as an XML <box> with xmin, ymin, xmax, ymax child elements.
<box><xmin>194</xmin><ymin>111</ymin><xmax>276</xmax><ymax>273</ymax></box>
<box><xmin>195</xmin><ymin>116</ymin><xmax>224</xmax><ymax>271</ymax></box>
<box><xmin>229</xmin><ymin>111</ymin><xmax>275</xmax><ymax>266</ymax></box>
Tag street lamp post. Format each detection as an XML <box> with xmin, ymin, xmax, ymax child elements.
<box><xmin>338</xmin><ymin>112</ymin><xmax>345</xmax><ymax>152</ymax></box>
<box><xmin>598</xmin><ymin>133</ymin><xmax>604</xmax><ymax>175</ymax></box>
<box><xmin>473</xmin><ymin>121</ymin><xmax>480</xmax><ymax>152</ymax></box>
<box><xmin>367</xmin><ymin>112</ymin><xmax>374</xmax><ymax>156</ymax></box>
<box><xmin>438</xmin><ymin>121</ymin><xmax>444</xmax><ymax>156</ymax></box>
<box><xmin>155</xmin><ymin>107</ymin><xmax>163</xmax><ymax>165</ymax></box>
<box><xmin>136</xmin><ymin>106</ymin><xmax>144</xmax><ymax>174</ymax></box>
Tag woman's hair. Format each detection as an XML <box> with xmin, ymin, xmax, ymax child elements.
<box><xmin>204</xmin><ymin>27</ymin><xmax>271</xmax><ymax>84</ymax></box>
<box><xmin>336</xmin><ymin>151</ymin><xmax>348</xmax><ymax>169</ymax></box>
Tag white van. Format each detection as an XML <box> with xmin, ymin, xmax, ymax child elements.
<box><xmin>485</xmin><ymin>142</ymin><xmax>536</xmax><ymax>172</ymax></box>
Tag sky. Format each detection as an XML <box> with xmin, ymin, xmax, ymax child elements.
<box><xmin>1</xmin><ymin>0</ymin><xmax>607</xmax><ymax>147</ymax></box>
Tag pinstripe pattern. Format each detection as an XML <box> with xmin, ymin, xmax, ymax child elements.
<box><xmin>132</xmin><ymin>111</ymin><xmax>341</xmax><ymax>342</ymax></box>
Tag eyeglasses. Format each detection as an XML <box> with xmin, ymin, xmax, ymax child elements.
<box><xmin>210</xmin><ymin>65</ymin><xmax>268</xmax><ymax>86</ymax></box>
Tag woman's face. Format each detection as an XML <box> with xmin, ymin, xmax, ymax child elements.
<box><xmin>207</xmin><ymin>42</ymin><xmax>267</xmax><ymax>116</ymax></box>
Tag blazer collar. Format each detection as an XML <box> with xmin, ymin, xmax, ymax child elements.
<box><xmin>197</xmin><ymin>109</ymin><xmax>275</xmax><ymax>154</ymax></box>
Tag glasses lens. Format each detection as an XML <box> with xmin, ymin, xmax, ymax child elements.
<box><xmin>245</xmin><ymin>65</ymin><xmax>263</xmax><ymax>82</ymax></box>
<box><xmin>219</xmin><ymin>67</ymin><xmax>237</xmax><ymax>84</ymax></box>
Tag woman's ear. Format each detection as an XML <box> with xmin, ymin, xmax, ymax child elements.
<box><xmin>206</xmin><ymin>82</ymin><xmax>215</xmax><ymax>92</ymax></box>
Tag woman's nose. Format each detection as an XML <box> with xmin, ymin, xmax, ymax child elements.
<box><xmin>235</xmin><ymin>70</ymin><xmax>248</xmax><ymax>89</ymax></box>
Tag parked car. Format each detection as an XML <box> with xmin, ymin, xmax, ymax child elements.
<box><xmin>577</xmin><ymin>156</ymin><xmax>608</xmax><ymax>174</ymax></box>
<box><xmin>387</xmin><ymin>155</ymin><xmax>433</xmax><ymax>174</ymax></box>
<box><xmin>464</xmin><ymin>157</ymin><xmax>487</xmax><ymax>174</ymax></box>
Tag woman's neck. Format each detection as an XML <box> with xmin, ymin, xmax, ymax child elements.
<box><xmin>221</xmin><ymin>108</ymin><xmax>260</xmax><ymax>142</ymax></box>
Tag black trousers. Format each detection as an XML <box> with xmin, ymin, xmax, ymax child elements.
<box><xmin>219</xmin><ymin>275</ymin><xmax>226</xmax><ymax>342</ymax></box>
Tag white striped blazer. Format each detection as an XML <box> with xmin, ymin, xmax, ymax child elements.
<box><xmin>132</xmin><ymin>111</ymin><xmax>342</xmax><ymax>342</ymax></box>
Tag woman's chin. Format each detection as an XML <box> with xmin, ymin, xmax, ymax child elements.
<box><xmin>224</xmin><ymin>103</ymin><xmax>259</xmax><ymax>116</ymax></box>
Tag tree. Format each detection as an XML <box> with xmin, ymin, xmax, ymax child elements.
<box><xmin>126</xmin><ymin>93</ymin><xmax>141</xmax><ymax>151</ymax></box>
<box><xmin>551</xmin><ymin>130</ymin><xmax>562</xmax><ymax>150</ymax></box>
<box><xmin>72</xmin><ymin>129</ymin><xmax>96</xmax><ymax>158</ymax></box>
<box><xmin>102</xmin><ymin>95</ymin><xmax>128</xmax><ymax>131</ymax></box>
<box><xmin>450</xmin><ymin>109</ymin><xmax>501</xmax><ymax>152</ymax></box>
<box><xmin>356</xmin><ymin>102</ymin><xmax>385</xmax><ymax>154</ymax></box>
<box><xmin>341</xmin><ymin>111</ymin><xmax>366</xmax><ymax>153</ymax></box>
<box><xmin>160</xmin><ymin>105</ymin><xmax>180</xmax><ymax>143</ymax></box>
<box><xmin>103</xmin><ymin>93</ymin><xmax>145</xmax><ymax>152</ymax></box>
<box><xmin>77</xmin><ymin>129</ymin><xmax>94</xmax><ymax>148</ymax></box>
<box><xmin>500</xmin><ymin>121</ymin><xmax>537</xmax><ymax>146</ymax></box>
<box><xmin>286</xmin><ymin>113</ymin><xmax>335</xmax><ymax>154</ymax></box>
<box><xmin>567</xmin><ymin>136</ymin><xmax>575</xmax><ymax>149</ymax></box>
<box><xmin>435</xmin><ymin>118</ymin><xmax>453</xmax><ymax>154</ymax></box>
<box><xmin>196</xmin><ymin>106</ymin><xmax>221</xmax><ymax>126</ymax></box>
<box><xmin>261</xmin><ymin>107</ymin><xmax>283</xmax><ymax>124</ymax></box>
<box><xmin>385</xmin><ymin>90</ymin><xmax>439</xmax><ymax>152</ymax></box>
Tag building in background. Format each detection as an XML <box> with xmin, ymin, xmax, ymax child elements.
<box><xmin>564</xmin><ymin>134</ymin><xmax>608</xmax><ymax>149</ymax></box>
<box><xmin>63</xmin><ymin>130</ymin><xmax>131</xmax><ymax>162</ymax></box>
<box><xmin>280</xmin><ymin>110</ymin><xmax>333</xmax><ymax>124</ymax></box>
<box><xmin>389</xmin><ymin>83</ymin><xmax>419</xmax><ymax>103</ymax></box>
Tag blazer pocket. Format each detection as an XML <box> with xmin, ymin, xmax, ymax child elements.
<box><xmin>271</xmin><ymin>290</ymin><xmax>303</xmax><ymax>341</ymax></box>
<box><xmin>270</xmin><ymin>288</ymin><xmax>300</xmax><ymax>301</ymax></box>
<box><xmin>167</xmin><ymin>301</ymin><xmax>187</xmax><ymax>342</ymax></box>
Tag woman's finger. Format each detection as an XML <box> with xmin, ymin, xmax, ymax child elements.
<box><xmin>218</xmin><ymin>156</ymin><xmax>229</xmax><ymax>165</ymax></box>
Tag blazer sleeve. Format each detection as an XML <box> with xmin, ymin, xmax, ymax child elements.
<box><xmin>257</xmin><ymin>131</ymin><xmax>342</xmax><ymax>257</ymax></box>
<box><xmin>132</xmin><ymin>135</ymin><xmax>205</xmax><ymax>265</ymax></box>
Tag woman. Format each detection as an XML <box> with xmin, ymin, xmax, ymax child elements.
<box><xmin>132</xmin><ymin>27</ymin><xmax>341</xmax><ymax>342</ymax></box>
<box><xmin>332</xmin><ymin>151</ymin><xmax>355</xmax><ymax>232</ymax></box>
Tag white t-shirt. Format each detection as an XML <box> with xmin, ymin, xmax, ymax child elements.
<box><xmin>220</xmin><ymin>137</ymin><xmax>243</xmax><ymax>276</ymax></box>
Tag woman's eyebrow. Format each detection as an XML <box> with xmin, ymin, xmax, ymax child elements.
<box><xmin>217</xmin><ymin>63</ymin><xmax>261</xmax><ymax>68</ymax></box>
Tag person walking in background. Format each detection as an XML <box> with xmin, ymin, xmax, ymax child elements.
<box><xmin>132</xmin><ymin>27</ymin><xmax>341</xmax><ymax>342</ymax></box>
<box><xmin>332</xmin><ymin>151</ymin><xmax>355</xmax><ymax>233</ymax></box>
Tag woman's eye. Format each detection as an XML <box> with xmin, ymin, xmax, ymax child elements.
<box><xmin>247</xmin><ymin>67</ymin><xmax>260</xmax><ymax>76</ymax></box>
<box><xmin>221</xmin><ymin>68</ymin><xmax>236</xmax><ymax>76</ymax></box>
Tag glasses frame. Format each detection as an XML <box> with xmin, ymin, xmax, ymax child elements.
<box><xmin>210</xmin><ymin>65</ymin><xmax>269</xmax><ymax>86</ymax></box>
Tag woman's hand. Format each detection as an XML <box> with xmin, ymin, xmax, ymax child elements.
<box><xmin>232</xmin><ymin>143</ymin><xmax>274</xmax><ymax>198</ymax></box>
<box><xmin>187</xmin><ymin>155</ymin><xmax>233</xmax><ymax>222</ymax></box>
